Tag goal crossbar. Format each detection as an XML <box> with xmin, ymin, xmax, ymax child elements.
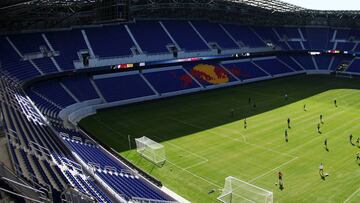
<box><xmin>135</xmin><ymin>136</ymin><xmax>166</xmax><ymax>166</ymax></box>
<box><xmin>218</xmin><ymin>176</ymin><xmax>273</xmax><ymax>203</ymax></box>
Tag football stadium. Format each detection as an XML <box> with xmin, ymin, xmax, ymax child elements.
<box><xmin>1</xmin><ymin>0</ymin><xmax>360</xmax><ymax>202</ymax></box>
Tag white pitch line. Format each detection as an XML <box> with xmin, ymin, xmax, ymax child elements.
<box><xmin>344</xmin><ymin>186</ymin><xmax>360</xmax><ymax>203</ymax></box>
<box><xmin>183</xmin><ymin>159</ymin><xmax>209</xmax><ymax>170</ymax></box>
<box><xmin>165</xmin><ymin>159</ymin><xmax>221</xmax><ymax>188</ymax></box>
<box><xmin>249</xmin><ymin>156</ymin><xmax>298</xmax><ymax>183</ymax></box>
<box><xmin>164</xmin><ymin>141</ymin><xmax>208</xmax><ymax>162</ymax></box>
<box><xmin>171</xmin><ymin>117</ymin><xmax>296</xmax><ymax>159</ymax></box>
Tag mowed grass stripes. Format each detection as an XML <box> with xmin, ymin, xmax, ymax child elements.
<box><xmin>80</xmin><ymin>75</ymin><xmax>360</xmax><ymax>203</ymax></box>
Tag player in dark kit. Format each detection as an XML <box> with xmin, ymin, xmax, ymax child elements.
<box><xmin>278</xmin><ymin>171</ymin><xmax>283</xmax><ymax>188</ymax></box>
<box><xmin>287</xmin><ymin>118</ymin><xmax>291</xmax><ymax>129</ymax></box>
<box><xmin>350</xmin><ymin>134</ymin><xmax>354</xmax><ymax>145</ymax></box>
<box><xmin>303</xmin><ymin>104</ymin><xmax>306</xmax><ymax>111</ymax></box>
<box><xmin>285</xmin><ymin>129</ymin><xmax>288</xmax><ymax>142</ymax></box>
<box><xmin>244</xmin><ymin>118</ymin><xmax>247</xmax><ymax>129</ymax></box>
<box><xmin>320</xmin><ymin>114</ymin><xmax>323</xmax><ymax>124</ymax></box>
<box><xmin>317</xmin><ymin>123</ymin><xmax>321</xmax><ymax>133</ymax></box>
<box><xmin>324</xmin><ymin>138</ymin><xmax>328</xmax><ymax>151</ymax></box>
<box><xmin>319</xmin><ymin>163</ymin><xmax>325</xmax><ymax>178</ymax></box>
<box><xmin>334</xmin><ymin>99</ymin><xmax>337</xmax><ymax>107</ymax></box>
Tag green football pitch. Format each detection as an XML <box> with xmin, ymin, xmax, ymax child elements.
<box><xmin>80</xmin><ymin>75</ymin><xmax>360</xmax><ymax>203</ymax></box>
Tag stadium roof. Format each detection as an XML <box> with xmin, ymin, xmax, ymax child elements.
<box><xmin>1</xmin><ymin>0</ymin><xmax>360</xmax><ymax>32</ymax></box>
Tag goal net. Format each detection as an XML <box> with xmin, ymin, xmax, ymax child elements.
<box><xmin>135</xmin><ymin>136</ymin><xmax>166</xmax><ymax>165</ymax></box>
<box><xmin>218</xmin><ymin>176</ymin><xmax>273</xmax><ymax>203</ymax></box>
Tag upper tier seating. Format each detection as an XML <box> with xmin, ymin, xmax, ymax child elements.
<box><xmin>221</xmin><ymin>24</ymin><xmax>265</xmax><ymax>48</ymax></box>
<box><xmin>161</xmin><ymin>20</ymin><xmax>209</xmax><ymax>51</ymax></box>
<box><xmin>191</xmin><ymin>21</ymin><xmax>239</xmax><ymax>49</ymax></box>
<box><xmin>127</xmin><ymin>21</ymin><xmax>173</xmax><ymax>54</ymax></box>
<box><xmin>276</xmin><ymin>27</ymin><xmax>302</xmax><ymax>39</ymax></box>
<box><xmin>302</xmin><ymin>27</ymin><xmax>334</xmax><ymax>50</ymax></box>
<box><xmin>9</xmin><ymin>33</ymin><xmax>48</xmax><ymax>54</ymax></box>
<box><xmin>45</xmin><ymin>29</ymin><xmax>87</xmax><ymax>70</ymax></box>
<box><xmin>85</xmin><ymin>25</ymin><xmax>134</xmax><ymax>58</ymax></box>
<box><xmin>0</xmin><ymin>38</ymin><xmax>41</xmax><ymax>81</ymax></box>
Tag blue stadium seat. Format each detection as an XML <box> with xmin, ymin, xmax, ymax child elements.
<box><xmin>144</xmin><ymin>68</ymin><xmax>200</xmax><ymax>94</ymax></box>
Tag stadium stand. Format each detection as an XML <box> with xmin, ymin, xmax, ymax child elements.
<box><xmin>222</xmin><ymin>60</ymin><xmax>269</xmax><ymax>80</ymax></box>
<box><xmin>3</xmin><ymin>17</ymin><xmax>360</xmax><ymax>203</ymax></box>
<box><xmin>191</xmin><ymin>21</ymin><xmax>239</xmax><ymax>49</ymax></box>
<box><xmin>127</xmin><ymin>21</ymin><xmax>173</xmax><ymax>54</ymax></box>
<box><xmin>161</xmin><ymin>20</ymin><xmax>210</xmax><ymax>51</ymax></box>
<box><xmin>143</xmin><ymin>67</ymin><xmax>201</xmax><ymax>94</ymax></box>
<box><xmin>45</xmin><ymin>29</ymin><xmax>87</xmax><ymax>70</ymax></box>
<box><xmin>221</xmin><ymin>24</ymin><xmax>265</xmax><ymax>48</ymax></box>
<box><xmin>94</xmin><ymin>73</ymin><xmax>156</xmax><ymax>102</ymax></box>
<box><xmin>85</xmin><ymin>25</ymin><xmax>135</xmax><ymax>58</ymax></box>
<box><xmin>253</xmin><ymin>58</ymin><xmax>294</xmax><ymax>75</ymax></box>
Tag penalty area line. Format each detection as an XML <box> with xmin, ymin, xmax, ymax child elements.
<box><xmin>165</xmin><ymin>159</ymin><xmax>221</xmax><ymax>188</ymax></box>
<box><xmin>344</xmin><ymin>186</ymin><xmax>360</xmax><ymax>203</ymax></box>
<box><xmin>249</xmin><ymin>156</ymin><xmax>298</xmax><ymax>183</ymax></box>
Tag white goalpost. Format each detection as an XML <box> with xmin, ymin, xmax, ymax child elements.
<box><xmin>218</xmin><ymin>176</ymin><xmax>273</xmax><ymax>203</ymax></box>
<box><xmin>135</xmin><ymin>136</ymin><xmax>166</xmax><ymax>166</ymax></box>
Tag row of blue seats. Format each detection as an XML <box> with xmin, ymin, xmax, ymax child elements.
<box><xmin>97</xmin><ymin>172</ymin><xmax>170</xmax><ymax>201</ymax></box>
<box><xmin>28</xmin><ymin>55</ymin><xmax>359</xmax><ymax>110</ymax></box>
<box><xmin>3</xmin><ymin>22</ymin><xmax>360</xmax><ymax>82</ymax></box>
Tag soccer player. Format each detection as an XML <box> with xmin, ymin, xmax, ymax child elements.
<box><xmin>357</xmin><ymin>137</ymin><xmax>360</xmax><ymax>147</ymax></box>
<box><xmin>317</xmin><ymin>123</ymin><xmax>321</xmax><ymax>133</ymax></box>
<box><xmin>287</xmin><ymin>118</ymin><xmax>291</xmax><ymax>129</ymax></box>
<box><xmin>356</xmin><ymin>152</ymin><xmax>360</xmax><ymax>162</ymax></box>
<box><xmin>320</xmin><ymin>114</ymin><xmax>323</xmax><ymax>124</ymax></box>
<box><xmin>248</xmin><ymin>97</ymin><xmax>251</xmax><ymax>104</ymax></box>
<box><xmin>278</xmin><ymin>171</ymin><xmax>283</xmax><ymax>188</ymax></box>
<box><xmin>285</xmin><ymin>129</ymin><xmax>288</xmax><ymax>142</ymax></box>
<box><xmin>303</xmin><ymin>104</ymin><xmax>306</xmax><ymax>111</ymax></box>
<box><xmin>334</xmin><ymin>99</ymin><xmax>337</xmax><ymax>107</ymax></box>
<box><xmin>319</xmin><ymin>163</ymin><xmax>324</xmax><ymax>178</ymax></box>
<box><xmin>350</xmin><ymin>134</ymin><xmax>353</xmax><ymax>144</ymax></box>
<box><xmin>324</xmin><ymin>138</ymin><xmax>328</xmax><ymax>150</ymax></box>
<box><xmin>244</xmin><ymin>118</ymin><xmax>247</xmax><ymax>129</ymax></box>
<box><xmin>284</xmin><ymin>93</ymin><xmax>288</xmax><ymax>101</ymax></box>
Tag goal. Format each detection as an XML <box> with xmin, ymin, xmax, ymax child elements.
<box><xmin>135</xmin><ymin>136</ymin><xmax>166</xmax><ymax>166</ymax></box>
<box><xmin>218</xmin><ymin>176</ymin><xmax>273</xmax><ymax>203</ymax></box>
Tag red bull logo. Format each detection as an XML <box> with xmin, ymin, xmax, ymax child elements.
<box><xmin>190</xmin><ymin>64</ymin><xmax>229</xmax><ymax>85</ymax></box>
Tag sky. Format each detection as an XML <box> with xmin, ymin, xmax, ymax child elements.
<box><xmin>281</xmin><ymin>0</ymin><xmax>360</xmax><ymax>10</ymax></box>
